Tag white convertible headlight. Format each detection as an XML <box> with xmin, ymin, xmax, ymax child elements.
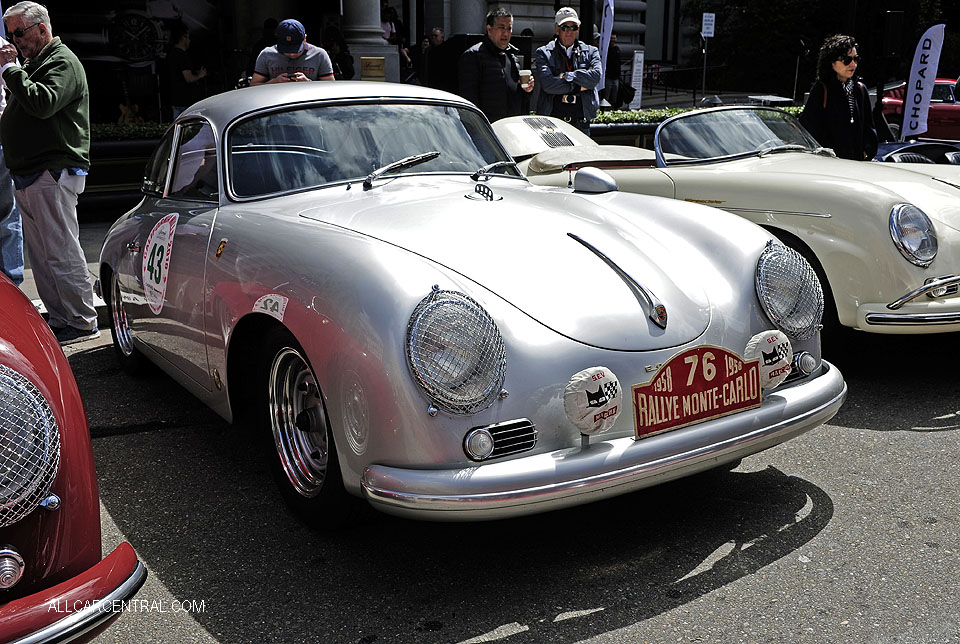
<box><xmin>890</xmin><ymin>203</ymin><xmax>937</xmax><ymax>267</ymax></box>
<box><xmin>406</xmin><ymin>288</ymin><xmax>506</xmax><ymax>415</ymax></box>
<box><xmin>755</xmin><ymin>242</ymin><xmax>824</xmax><ymax>340</ymax></box>
<box><xmin>0</xmin><ymin>364</ymin><xmax>60</xmax><ymax>528</ymax></box>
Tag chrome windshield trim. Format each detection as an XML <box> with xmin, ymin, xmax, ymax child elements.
<box><xmin>723</xmin><ymin>207</ymin><xmax>833</xmax><ymax>219</ymax></box>
<box><xmin>886</xmin><ymin>274</ymin><xmax>960</xmax><ymax>309</ymax></box>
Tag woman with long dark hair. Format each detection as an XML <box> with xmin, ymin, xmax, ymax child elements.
<box><xmin>799</xmin><ymin>34</ymin><xmax>878</xmax><ymax>160</ymax></box>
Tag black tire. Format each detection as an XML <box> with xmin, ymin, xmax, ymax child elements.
<box><xmin>887</xmin><ymin>118</ymin><xmax>902</xmax><ymax>140</ymax></box>
<box><xmin>259</xmin><ymin>327</ymin><xmax>354</xmax><ymax>529</ymax></box>
<box><xmin>106</xmin><ymin>270</ymin><xmax>148</xmax><ymax>375</ymax></box>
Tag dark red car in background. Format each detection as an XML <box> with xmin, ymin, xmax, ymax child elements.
<box><xmin>0</xmin><ymin>274</ymin><xmax>145</xmax><ymax>643</ymax></box>
<box><xmin>882</xmin><ymin>78</ymin><xmax>960</xmax><ymax>140</ymax></box>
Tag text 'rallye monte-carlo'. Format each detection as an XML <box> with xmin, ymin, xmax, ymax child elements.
<box><xmin>97</xmin><ymin>82</ymin><xmax>846</xmax><ymax>526</ymax></box>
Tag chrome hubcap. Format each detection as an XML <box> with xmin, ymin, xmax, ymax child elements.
<box><xmin>111</xmin><ymin>274</ymin><xmax>135</xmax><ymax>357</ymax></box>
<box><xmin>268</xmin><ymin>347</ymin><xmax>328</xmax><ymax>498</ymax></box>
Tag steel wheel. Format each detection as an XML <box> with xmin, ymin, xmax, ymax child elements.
<box><xmin>268</xmin><ymin>346</ymin><xmax>330</xmax><ymax>498</ymax></box>
<box><xmin>111</xmin><ymin>272</ymin><xmax>134</xmax><ymax>356</ymax></box>
<box><xmin>108</xmin><ymin>271</ymin><xmax>146</xmax><ymax>374</ymax></box>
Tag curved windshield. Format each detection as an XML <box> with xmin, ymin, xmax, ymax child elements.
<box><xmin>657</xmin><ymin>108</ymin><xmax>822</xmax><ymax>165</ymax></box>
<box><xmin>228</xmin><ymin>102</ymin><xmax>518</xmax><ymax>198</ymax></box>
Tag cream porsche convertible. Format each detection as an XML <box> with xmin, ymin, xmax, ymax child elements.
<box><xmin>495</xmin><ymin>108</ymin><xmax>960</xmax><ymax>335</ymax></box>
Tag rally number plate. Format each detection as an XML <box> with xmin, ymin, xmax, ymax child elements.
<box><xmin>631</xmin><ymin>345</ymin><xmax>761</xmax><ymax>439</ymax></box>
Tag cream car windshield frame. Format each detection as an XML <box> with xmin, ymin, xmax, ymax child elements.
<box><xmin>656</xmin><ymin>107</ymin><xmax>821</xmax><ymax>166</ymax></box>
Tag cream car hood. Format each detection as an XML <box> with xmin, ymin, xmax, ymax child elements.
<box><xmin>298</xmin><ymin>177</ymin><xmax>713</xmax><ymax>351</ymax></box>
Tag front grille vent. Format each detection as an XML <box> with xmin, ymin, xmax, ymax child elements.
<box><xmin>484</xmin><ymin>418</ymin><xmax>538</xmax><ymax>459</ymax></box>
<box><xmin>522</xmin><ymin>117</ymin><xmax>575</xmax><ymax>148</ymax></box>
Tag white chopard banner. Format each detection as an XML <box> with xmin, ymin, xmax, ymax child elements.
<box><xmin>598</xmin><ymin>0</ymin><xmax>614</xmax><ymax>91</ymax></box>
<box><xmin>902</xmin><ymin>24</ymin><xmax>945</xmax><ymax>140</ymax></box>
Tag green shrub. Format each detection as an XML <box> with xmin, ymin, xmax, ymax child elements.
<box><xmin>593</xmin><ymin>105</ymin><xmax>803</xmax><ymax>125</ymax></box>
<box><xmin>91</xmin><ymin>122</ymin><xmax>169</xmax><ymax>141</ymax></box>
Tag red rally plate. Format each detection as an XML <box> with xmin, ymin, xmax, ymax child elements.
<box><xmin>631</xmin><ymin>345</ymin><xmax>761</xmax><ymax>440</ymax></box>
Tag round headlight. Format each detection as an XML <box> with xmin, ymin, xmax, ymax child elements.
<box><xmin>406</xmin><ymin>288</ymin><xmax>506</xmax><ymax>415</ymax></box>
<box><xmin>0</xmin><ymin>365</ymin><xmax>60</xmax><ymax>528</ymax></box>
<box><xmin>755</xmin><ymin>242</ymin><xmax>824</xmax><ymax>340</ymax></box>
<box><xmin>890</xmin><ymin>203</ymin><xmax>937</xmax><ymax>267</ymax></box>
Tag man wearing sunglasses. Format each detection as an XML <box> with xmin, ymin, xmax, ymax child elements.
<box><xmin>534</xmin><ymin>7</ymin><xmax>602</xmax><ymax>135</ymax></box>
<box><xmin>799</xmin><ymin>34</ymin><xmax>878</xmax><ymax>161</ymax></box>
<box><xmin>0</xmin><ymin>1</ymin><xmax>100</xmax><ymax>345</ymax></box>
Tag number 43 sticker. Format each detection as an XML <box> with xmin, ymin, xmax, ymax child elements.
<box><xmin>142</xmin><ymin>214</ymin><xmax>178</xmax><ymax>314</ymax></box>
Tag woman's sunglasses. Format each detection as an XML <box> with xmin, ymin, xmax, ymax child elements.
<box><xmin>838</xmin><ymin>55</ymin><xmax>861</xmax><ymax>65</ymax></box>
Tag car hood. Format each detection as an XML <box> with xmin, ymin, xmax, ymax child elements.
<box><xmin>672</xmin><ymin>153</ymin><xmax>960</xmax><ymax>231</ymax></box>
<box><xmin>298</xmin><ymin>177</ymin><xmax>712</xmax><ymax>351</ymax></box>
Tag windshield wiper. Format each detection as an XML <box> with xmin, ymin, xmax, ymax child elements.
<box><xmin>363</xmin><ymin>151</ymin><xmax>441</xmax><ymax>189</ymax></box>
<box><xmin>471</xmin><ymin>160</ymin><xmax>518</xmax><ymax>180</ymax></box>
<box><xmin>758</xmin><ymin>144</ymin><xmax>809</xmax><ymax>157</ymax></box>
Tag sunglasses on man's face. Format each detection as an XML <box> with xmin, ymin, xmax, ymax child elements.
<box><xmin>838</xmin><ymin>54</ymin><xmax>861</xmax><ymax>65</ymax></box>
<box><xmin>7</xmin><ymin>22</ymin><xmax>39</xmax><ymax>39</ymax></box>
<box><xmin>559</xmin><ymin>24</ymin><xmax>579</xmax><ymax>32</ymax></box>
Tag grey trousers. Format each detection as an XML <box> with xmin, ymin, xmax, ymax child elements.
<box><xmin>16</xmin><ymin>171</ymin><xmax>97</xmax><ymax>330</ymax></box>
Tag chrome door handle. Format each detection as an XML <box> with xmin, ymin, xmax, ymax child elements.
<box><xmin>126</xmin><ymin>242</ymin><xmax>141</xmax><ymax>253</ymax></box>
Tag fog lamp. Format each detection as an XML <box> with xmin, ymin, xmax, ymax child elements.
<box><xmin>0</xmin><ymin>547</ymin><xmax>24</xmax><ymax>589</ymax></box>
<box><xmin>464</xmin><ymin>428</ymin><xmax>495</xmax><ymax>461</ymax></box>
<box><xmin>793</xmin><ymin>351</ymin><xmax>819</xmax><ymax>376</ymax></box>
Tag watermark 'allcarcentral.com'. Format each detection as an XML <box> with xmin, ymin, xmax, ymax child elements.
<box><xmin>48</xmin><ymin>599</ymin><xmax>206</xmax><ymax>614</ymax></box>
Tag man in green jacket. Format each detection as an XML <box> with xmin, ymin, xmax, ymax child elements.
<box><xmin>0</xmin><ymin>1</ymin><xmax>98</xmax><ymax>344</ymax></box>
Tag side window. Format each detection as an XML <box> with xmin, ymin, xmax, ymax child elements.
<box><xmin>142</xmin><ymin>130</ymin><xmax>174</xmax><ymax>196</ymax></box>
<box><xmin>168</xmin><ymin>120</ymin><xmax>219</xmax><ymax>202</ymax></box>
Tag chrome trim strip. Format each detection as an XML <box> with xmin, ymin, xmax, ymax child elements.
<box><xmin>723</xmin><ymin>206</ymin><xmax>832</xmax><ymax>219</ymax></box>
<box><xmin>886</xmin><ymin>274</ymin><xmax>960</xmax><ymax>309</ymax></box>
<box><xmin>11</xmin><ymin>562</ymin><xmax>147</xmax><ymax>644</ymax></box>
<box><xmin>567</xmin><ymin>232</ymin><xmax>668</xmax><ymax>328</ymax></box>
<box><xmin>361</xmin><ymin>363</ymin><xmax>845</xmax><ymax>520</ymax></box>
<box><xmin>865</xmin><ymin>311</ymin><xmax>960</xmax><ymax>326</ymax></box>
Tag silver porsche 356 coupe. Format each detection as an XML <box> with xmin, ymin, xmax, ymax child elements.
<box><xmin>98</xmin><ymin>83</ymin><xmax>846</xmax><ymax>526</ymax></box>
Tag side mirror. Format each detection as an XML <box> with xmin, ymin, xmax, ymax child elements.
<box><xmin>573</xmin><ymin>166</ymin><xmax>618</xmax><ymax>194</ymax></box>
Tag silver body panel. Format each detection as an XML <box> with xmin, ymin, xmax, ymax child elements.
<box><xmin>99</xmin><ymin>83</ymin><xmax>845</xmax><ymax>520</ymax></box>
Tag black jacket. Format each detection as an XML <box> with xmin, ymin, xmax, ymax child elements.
<box><xmin>457</xmin><ymin>36</ymin><xmax>522</xmax><ymax>122</ymax></box>
<box><xmin>799</xmin><ymin>76</ymin><xmax>878</xmax><ymax>161</ymax></box>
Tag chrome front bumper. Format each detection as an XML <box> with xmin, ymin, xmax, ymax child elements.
<box><xmin>864</xmin><ymin>274</ymin><xmax>960</xmax><ymax>328</ymax></box>
<box><xmin>361</xmin><ymin>361</ymin><xmax>846</xmax><ymax>521</ymax></box>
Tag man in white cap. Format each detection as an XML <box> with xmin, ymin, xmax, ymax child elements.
<box><xmin>251</xmin><ymin>18</ymin><xmax>334</xmax><ymax>85</ymax></box>
<box><xmin>534</xmin><ymin>7</ymin><xmax>602</xmax><ymax>134</ymax></box>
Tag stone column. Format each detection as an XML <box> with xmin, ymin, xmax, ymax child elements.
<box><xmin>343</xmin><ymin>0</ymin><xmax>400</xmax><ymax>82</ymax></box>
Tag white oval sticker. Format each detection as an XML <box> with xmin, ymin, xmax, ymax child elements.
<box><xmin>142</xmin><ymin>214</ymin><xmax>178</xmax><ymax>315</ymax></box>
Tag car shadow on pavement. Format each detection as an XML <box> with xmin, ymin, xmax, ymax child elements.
<box><xmin>67</xmin><ymin>344</ymin><xmax>834</xmax><ymax>644</ymax></box>
<box><xmin>823</xmin><ymin>331</ymin><xmax>960</xmax><ymax>433</ymax></box>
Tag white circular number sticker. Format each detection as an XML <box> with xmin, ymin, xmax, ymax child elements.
<box><xmin>142</xmin><ymin>214</ymin><xmax>178</xmax><ymax>314</ymax></box>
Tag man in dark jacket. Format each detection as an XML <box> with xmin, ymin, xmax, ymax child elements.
<box><xmin>0</xmin><ymin>1</ymin><xmax>99</xmax><ymax>344</ymax></box>
<box><xmin>458</xmin><ymin>8</ymin><xmax>534</xmax><ymax>122</ymax></box>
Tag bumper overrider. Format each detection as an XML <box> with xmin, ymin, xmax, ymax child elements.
<box><xmin>862</xmin><ymin>274</ymin><xmax>960</xmax><ymax>329</ymax></box>
<box><xmin>362</xmin><ymin>361</ymin><xmax>846</xmax><ymax>521</ymax></box>
<box><xmin>1</xmin><ymin>543</ymin><xmax>147</xmax><ymax>644</ymax></box>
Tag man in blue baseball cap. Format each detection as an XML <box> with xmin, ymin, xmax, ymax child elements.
<box><xmin>251</xmin><ymin>18</ymin><xmax>335</xmax><ymax>85</ymax></box>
